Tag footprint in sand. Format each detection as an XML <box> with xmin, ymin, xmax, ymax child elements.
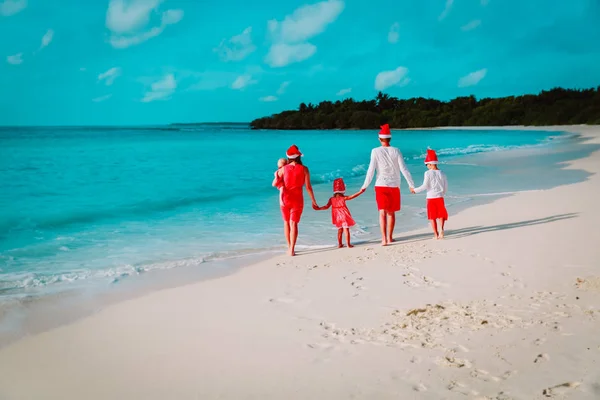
<box><xmin>534</xmin><ymin>353</ymin><xmax>550</xmax><ymax>363</ymax></box>
<box><xmin>447</xmin><ymin>381</ymin><xmax>478</xmax><ymax>396</ymax></box>
<box><xmin>501</xmin><ymin>370</ymin><xmax>518</xmax><ymax>380</ymax></box>
<box><xmin>268</xmin><ymin>297</ymin><xmax>296</xmax><ymax>304</ymax></box>
<box><xmin>534</xmin><ymin>338</ymin><xmax>547</xmax><ymax>346</ymax></box>
<box><xmin>471</xmin><ymin>369</ymin><xmax>502</xmax><ymax>383</ymax></box>
<box><xmin>439</xmin><ymin>356</ymin><xmax>473</xmax><ymax>369</ymax></box>
<box><xmin>306</xmin><ymin>342</ymin><xmax>336</xmax><ymax>351</ymax></box>
<box><xmin>413</xmin><ymin>383</ymin><xmax>427</xmax><ymax>392</ymax></box>
<box><xmin>542</xmin><ymin>382</ymin><xmax>581</xmax><ymax>397</ymax></box>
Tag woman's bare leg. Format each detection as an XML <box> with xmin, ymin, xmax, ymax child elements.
<box><xmin>289</xmin><ymin>221</ymin><xmax>299</xmax><ymax>256</ymax></box>
<box><xmin>345</xmin><ymin>228</ymin><xmax>353</xmax><ymax>248</ymax></box>
<box><xmin>438</xmin><ymin>219</ymin><xmax>445</xmax><ymax>239</ymax></box>
<box><xmin>337</xmin><ymin>228</ymin><xmax>344</xmax><ymax>248</ymax></box>
<box><xmin>283</xmin><ymin>221</ymin><xmax>291</xmax><ymax>248</ymax></box>
<box><xmin>379</xmin><ymin>210</ymin><xmax>388</xmax><ymax>246</ymax></box>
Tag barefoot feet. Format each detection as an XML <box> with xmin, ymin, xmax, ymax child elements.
<box><xmin>348</xmin><ymin>244</ymin><xmax>354</xmax><ymax>248</ymax></box>
<box><xmin>439</xmin><ymin>230</ymin><xmax>444</xmax><ymax>239</ymax></box>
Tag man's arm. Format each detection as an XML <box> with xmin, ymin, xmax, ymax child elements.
<box><xmin>304</xmin><ymin>166</ymin><xmax>317</xmax><ymax>206</ymax></box>
<box><xmin>361</xmin><ymin>149</ymin><xmax>376</xmax><ymax>191</ymax></box>
<box><xmin>397</xmin><ymin>150</ymin><xmax>415</xmax><ymax>189</ymax></box>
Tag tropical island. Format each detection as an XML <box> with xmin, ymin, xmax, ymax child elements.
<box><xmin>250</xmin><ymin>87</ymin><xmax>600</xmax><ymax>130</ymax></box>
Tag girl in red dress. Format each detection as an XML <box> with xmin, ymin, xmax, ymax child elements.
<box><xmin>315</xmin><ymin>178</ymin><xmax>363</xmax><ymax>248</ymax></box>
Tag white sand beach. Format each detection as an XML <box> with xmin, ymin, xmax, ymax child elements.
<box><xmin>1</xmin><ymin>125</ymin><xmax>599</xmax><ymax>399</ymax></box>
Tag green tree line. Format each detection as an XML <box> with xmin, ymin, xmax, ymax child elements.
<box><xmin>250</xmin><ymin>87</ymin><xmax>600</xmax><ymax>130</ymax></box>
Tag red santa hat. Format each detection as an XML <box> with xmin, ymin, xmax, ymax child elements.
<box><xmin>424</xmin><ymin>149</ymin><xmax>438</xmax><ymax>164</ymax></box>
<box><xmin>286</xmin><ymin>144</ymin><xmax>303</xmax><ymax>159</ymax></box>
<box><xmin>333</xmin><ymin>178</ymin><xmax>346</xmax><ymax>194</ymax></box>
<box><xmin>379</xmin><ymin>124</ymin><xmax>392</xmax><ymax>139</ymax></box>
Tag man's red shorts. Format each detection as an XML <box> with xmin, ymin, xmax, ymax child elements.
<box><xmin>375</xmin><ymin>186</ymin><xmax>401</xmax><ymax>212</ymax></box>
<box><xmin>281</xmin><ymin>203</ymin><xmax>303</xmax><ymax>223</ymax></box>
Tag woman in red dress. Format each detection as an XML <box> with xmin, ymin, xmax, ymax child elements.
<box><xmin>275</xmin><ymin>145</ymin><xmax>318</xmax><ymax>256</ymax></box>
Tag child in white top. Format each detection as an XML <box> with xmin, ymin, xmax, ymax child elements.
<box><xmin>411</xmin><ymin>149</ymin><xmax>448</xmax><ymax>239</ymax></box>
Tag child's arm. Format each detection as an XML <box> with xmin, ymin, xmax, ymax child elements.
<box><xmin>344</xmin><ymin>190</ymin><xmax>363</xmax><ymax>201</ymax></box>
<box><xmin>442</xmin><ymin>173</ymin><xmax>448</xmax><ymax>196</ymax></box>
<box><xmin>411</xmin><ymin>171</ymin><xmax>430</xmax><ymax>194</ymax></box>
<box><xmin>272</xmin><ymin>168</ymin><xmax>284</xmax><ymax>188</ymax></box>
<box><xmin>315</xmin><ymin>199</ymin><xmax>332</xmax><ymax>211</ymax></box>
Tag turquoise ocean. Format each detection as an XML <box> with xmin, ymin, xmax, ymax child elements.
<box><xmin>0</xmin><ymin>126</ymin><xmax>593</xmax><ymax>306</ymax></box>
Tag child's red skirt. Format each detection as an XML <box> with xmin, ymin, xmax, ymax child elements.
<box><xmin>426</xmin><ymin>197</ymin><xmax>448</xmax><ymax>221</ymax></box>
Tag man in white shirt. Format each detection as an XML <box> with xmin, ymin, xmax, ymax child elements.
<box><xmin>358</xmin><ymin>124</ymin><xmax>415</xmax><ymax>246</ymax></box>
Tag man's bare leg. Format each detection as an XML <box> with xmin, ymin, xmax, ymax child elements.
<box><xmin>387</xmin><ymin>212</ymin><xmax>396</xmax><ymax>243</ymax></box>
<box><xmin>284</xmin><ymin>221</ymin><xmax>291</xmax><ymax>249</ymax></box>
<box><xmin>379</xmin><ymin>210</ymin><xmax>388</xmax><ymax>246</ymax></box>
<box><xmin>289</xmin><ymin>221</ymin><xmax>299</xmax><ymax>256</ymax></box>
<box><xmin>337</xmin><ymin>228</ymin><xmax>344</xmax><ymax>248</ymax></box>
<box><xmin>345</xmin><ymin>228</ymin><xmax>353</xmax><ymax>248</ymax></box>
<box><xmin>430</xmin><ymin>220</ymin><xmax>439</xmax><ymax>239</ymax></box>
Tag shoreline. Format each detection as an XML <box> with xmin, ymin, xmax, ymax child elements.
<box><xmin>0</xmin><ymin>126</ymin><xmax>593</xmax><ymax>347</ymax></box>
<box><xmin>1</xmin><ymin>125</ymin><xmax>599</xmax><ymax>399</ymax></box>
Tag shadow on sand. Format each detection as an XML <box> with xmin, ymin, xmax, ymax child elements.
<box><xmin>297</xmin><ymin>213</ymin><xmax>578</xmax><ymax>256</ymax></box>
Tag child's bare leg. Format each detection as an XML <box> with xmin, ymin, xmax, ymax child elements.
<box><xmin>438</xmin><ymin>219</ymin><xmax>445</xmax><ymax>239</ymax></box>
<box><xmin>430</xmin><ymin>219</ymin><xmax>439</xmax><ymax>239</ymax></box>
<box><xmin>289</xmin><ymin>221</ymin><xmax>299</xmax><ymax>256</ymax></box>
<box><xmin>337</xmin><ymin>228</ymin><xmax>344</xmax><ymax>248</ymax></box>
<box><xmin>283</xmin><ymin>221</ymin><xmax>291</xmax><ymax>248</ymax></box>
<box><xmin>379</xmin><ymin>210</ymin><xmax>388</xmax><ymax>246</ymax></box>
<box><xmin>345</xmin><ymin>228</ymin><xmax>353</xmax><ymax>248</ymax></box>
<box><xmin>386</xmin><ymin>212</ymin><xmax>396</xmax><ymax>243</ymax></box>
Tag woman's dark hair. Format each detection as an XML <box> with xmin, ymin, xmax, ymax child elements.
<box><xmin>288</xmin><ymin>156</ymin><xmax>302</xmax><ymax>165</ymax></box>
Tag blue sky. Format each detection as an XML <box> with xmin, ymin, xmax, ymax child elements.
<box><xmin>1</xmin><ymin>0</ymin><xmax>599</xmax><ymax>126</ymax></box>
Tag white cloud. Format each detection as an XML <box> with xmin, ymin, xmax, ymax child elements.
<box><xmin>388</xmin><ymin>22</ymin><xmax>399</xmax><ymax>44</ymax></box>
<box><xmin>461</xmin><ymin>20</ymin><xmax>481</xmax><ymax>31</ymax></box>
<box><xmin>336</xmin><ymin>88</ymin><xmax>351</xmax><ymax>96</ymax></box>
<box><xmin>268</xmin><ymin>0</ymin><xmax>344</xmax><ymax>43</ymax></box>
<box><xmin>214</xmin><ymin>27</ymin><xmax>256</xmax><ymax>62</ymax></box>
<box><xmin>40</xmin><ymin>29</ymin><xmax>54</xmax><ymax>49</ymax></box>
<box><xmin>98</xmin><ymin>67</ymin><xmax>122</xmax><ymax>85</ymax></box>
<box><xmin>265</xmin><ymin>43</ymin><xmax>316</xmax><ymax>68</ymax></box>
<box><xmin>374</xmin><ymin>67</ymin><xmax>410</xmax><ymax>91</ymax></box>
<box><xmin>276</xmin><ymin>81</ymin><xmax>290</xmax><ymax>95</ymax></box>
<box><xmin>106</xmin><ymin>0</ymin><xmax>183</xmax><ymax>49</ymax></box>
<box><xmin>92</xmin><ymin>94</ymin><xmax>113</xmax><ymax>102</ymax></box>
<box><xmin>7</xmin><ymin>53</ymin><xmax>23</xmax><ymax>65</ymax></box>
<box><xmin>265</xmin><ymin>0</ymin><xmax>344</xmax><ymax>67</ymax></box>
<box><xmin>0</xmin><ymin>0</ymin><xmax>27</xmax><ymax>16</ymax></box>
<box><xmin>458</xmin><ymin>68</ymin><xmax>487</xmax><ymax>88</ymax></box>
<box><xmin>187</xmin><ymin>71</ymin><xmax>237</xmax><ymax>91</ymax></box>
<box><xmin>231</xmin><ymin>74</ymin><xmax>257</xmax><ymax>90</ymax></box>
<box><xmin>106</xmin><ymin>0</ymin><xmax>160</xmax><ymax>33</ymax></box>
<box><xmin>141</xmin><ymin>73</ymin><xmax>177</xmax><ymax>102</ymax></box>
<box><xmin>438</xmin><ymin>0</ymin><xmax>454</xmax><ymax>21</ymax></box>
<box><xmin>259</xmin><ymin>96</ymin><xmax>278</xmax><ymax>102</ymax></box>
